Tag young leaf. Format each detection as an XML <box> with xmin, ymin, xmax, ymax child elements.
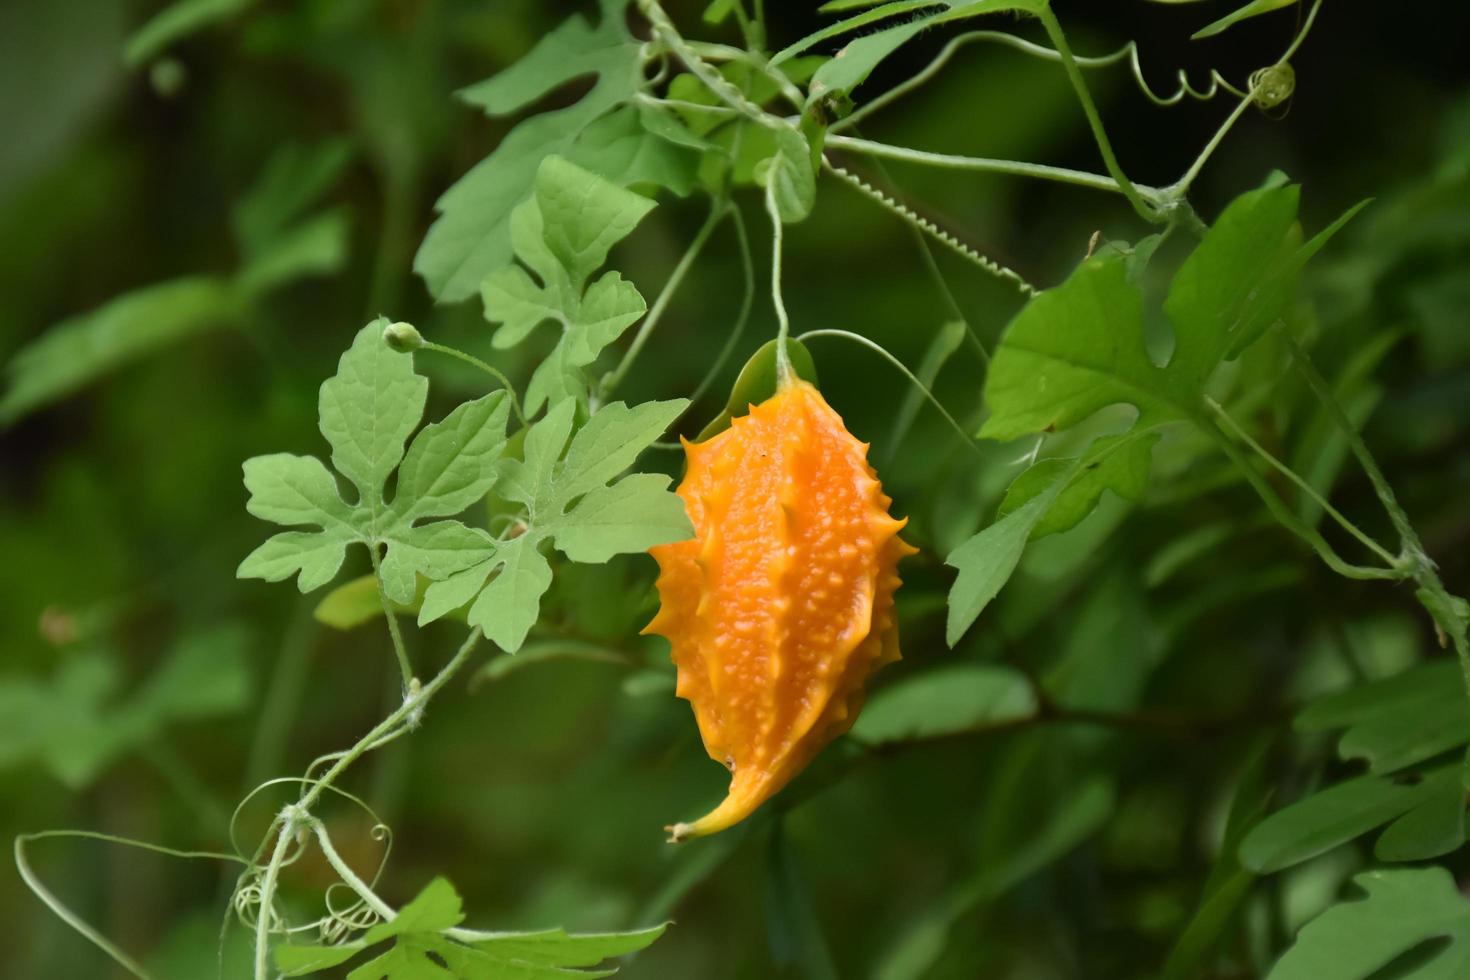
<box><xmin>805</xmin><ymin>1</ymin><xmax>1040</xmax><ymax>106</ymax></box>
<box><xmin>771</xmin><ymin>1</ymin><xmax>944</xmax><ymax>66</ymax></box>
<box><xmin>275</xmin><ymin>877</ymin><xmax>667</xmax><ymax>978</ymax></box>
<box><xmin>756</xmin><ymin>127</ymin><xmax>817</xmax><ymax>224</ymax></box>
<box><xmin>1265</xmin><ymin>867</ymin><xmax>1470</xmax><ymax>979</ymax></box>
<box><xmin>420</xmin><ymin>398</ymin><xmax>692</xmax><ymax>652</ymax></box>
<box><xmin>1193</xmin><ymin>0</ymin><xmax>1300</xmax><ymax>40</ymax></box>
<box><xmin>945</xmin><ymin>459</ymin><xmax>1077</xmax><ymax>645</ymax></box>
<box><xmin>481</xmin><ymin>155</ymin><xmax>656</xmax><ymax>415</ymax></box>
<box><xmin>238</xmin><ymin>321</ymin><xmax>509</xmax><ymax>602</ymax></box>
<box><xmin>995</xmin><ymin>431</ymin><xmax>1160</xmax><ymax>540</ymax></box>
<box><xmin>415</xmin><ymin>0</ymin><xmax>693</xmax><ymax>302</ymax></box>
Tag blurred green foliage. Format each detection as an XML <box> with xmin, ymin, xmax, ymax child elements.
<box><xmin>2</xmin><ymin>1</ymin><xmax>1470</xmax><ymax>978</ymax></box>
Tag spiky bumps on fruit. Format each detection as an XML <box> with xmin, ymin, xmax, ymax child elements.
<box><xmin>645</xmin><ymin>379</ymin><xmax>916</xmax><ymax>841</ymax></box>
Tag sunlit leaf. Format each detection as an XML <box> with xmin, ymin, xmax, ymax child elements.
<box><xmin>481</xmin><ymin>155</ymin><xmax>656</xmax><ymax>415</ymax></box>
<box><xmin>239</xmin><ymin>321</ymin><xmax>508</xmax><ymax>600</ymax></box>
<box><xmin>420</xmin><ymin>398</ymin><xmax>691</xmax><ymax>652</ymax></box>
<box><xmin>947</xmin><ymin>185</ymin><xmax>1360</xmax><ymax>642</ymax></box>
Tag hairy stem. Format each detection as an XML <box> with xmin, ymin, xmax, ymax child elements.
<box><xmin>246</xmin><ymin>628</ymin><xmax>482</xmax><ymax>966</ymax></box>
<box><xmin>823</xmin><ymin>157</ymin><xmax>1037</xmax><ymax>297</ymax></box>
<box><xmin>639</xmin><ymin>0</ymin><xmax>779</xmax><ymax>129</ymax></box>
<box><xmin>368</xmin><ymin>544</ymin><xmax>414</xmax><ymax>695</ymax></box>
<box><xmin>297</xmin><ymin>628</ymin><xmax>481</xmax><ymax>814</ymax></box>
<box><xmin>254</xmin><ymin>818</ymin><xmax>295</xmax><ymax>980</ymax></box>
<box><xmin>313</xmin><ymin>822</ymin><xmax>396</xmax><ymax>922</ymax></box>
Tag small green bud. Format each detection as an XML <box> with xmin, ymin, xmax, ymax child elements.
<box><xmin>150</xmin><ymin>59</ymin><xmax>187</xmax><ymax>99</ymax></box>
<box><xmin>383</xmin><ymin>321</ymin><xmax>423</xmax><ymax>353</ymax></box>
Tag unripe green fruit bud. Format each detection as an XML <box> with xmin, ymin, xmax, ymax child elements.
<box><xmin>383</xmin><ymin>321</ymin><xmax>423</xmax><ymax>353</ymax></box>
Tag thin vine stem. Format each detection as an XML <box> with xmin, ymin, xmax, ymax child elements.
<box><xmin>254</xmin><ymin>818</ymin><xmax>295</xmax><ymax>979</ymax></box>
<box><xmin>795</xmin><ymin>329</ymin><xmax>983</xmax><ymax>460</ymax></box>
<box><xmin>1164</xmin><ymin>0</ymin><xmax>1322</xmax><ymax>198</ymax></box>
<box><xmin>313</xmin><ymin>821</ymin><xmax>396</xmax><ymax>922</ymax></box>
<box><xmin>1034</xmin><ymin>4</ymin><xmax>1159</xmax><ymax>223</ymax></box>
<box><xmin>244</xmin><ymin>627</ymin><xmax>482</xmax><ymax>971</ymax></box>
<box><xmin>685</xmin><ymin>204</ymin><xmax>755</xmax><ymax>411</ymax></box>
<box><xmin>636</xmin><ymin>93</ymin><xmax>740</xmax><ymax>118</ymax></box>
<box><xmin>1284</xmin><ymin>334</ymin><xmax>1470</xmax><ymax>699</ymax></box>
<box><xmin>418</xmin><ymin>341</ymin><xmax>526</xmax><ymax>426</ymax></box>
<box><xmin>308</xmin><ymin>820</ymin><xmax>531</xmax><ymax>947</ymax></box>
<box><xmin>367</xmin><ymin>544</ymin><xmax>413</xmax><ymax>694</ymax></box>
<box><xmin>297</xmin><ymin>628</ymin><xmax>481</xmax><ymax>814</ymax></box>
<box><xmin>825</xmin><ymin>134</ymin><xmax>1161</xmax><ymax>202</ymax></box>
<box><xmin>1283</xmin><ymin>338</ymin><xmax>1413</xmax><ymax>554</ymax></box>
<box><xmin>766</xmin><ymin>181</ymin><xmax>794</xmax><ymax>385</ymax></box>
<box><xmin>830</xmin><ymin>135</ymin><xmax>993</xmax><ymax>363</ymax></box>
<box><xmin>638</xmin><ymin>0</ymin><xmax>780</xmax><ymax>130</ymax></box>
<box><xmin>831</xmin><ymin>31</ymin><xmax>1248</xmax><ymax>135</ymax></box>
<box><xmin>1201</xmin><ymin>419</ymin><xmax>1400</xmax><ymax>582</ymax></box>
<box><xmin>1205</xmin><ymin>396</ymin><xmax>1401</xmax><ymax>567</ymax></box>
<box><xmin>604</xmin><ymin>202</ymin><xmax>728</xmax><ymax>398</ymax></box>
<box><xmin>14</xmin><ymin>831</ymin><xmax>248</xmax><ymax>980</ymax></box>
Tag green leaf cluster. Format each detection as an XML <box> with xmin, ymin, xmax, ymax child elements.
<box><xmin>946</xmin><ymin>184</ymin><xmax>1363</xmax><ymax>645</ymax></box>
<box><xmin>238</xmin><ymin>320</ymin><xmax>510</xmax><ymax>601</ymax></box>
<box><xmin>1240</xmin><ymin>660</ymin><xmax>1470</xmax><ymax>872</ymax></box>
<box><xmin>418</xmin><ymin>397</ymin><xmax>692</xmax><ymax>653</ymax></box>
<box><xmin>415</xmin><ymin>0</ymin><xmax>699</xmax><ymax>302</ymax></box>
<box><xmin>276</xmin><ymin>876</ymin><xmax>667</xmax><ymax>978</ymax></box>
<box><xmin>481</xmin><ymin>156</ymin><xmax>655</xmax><ymax>415</ymax></box>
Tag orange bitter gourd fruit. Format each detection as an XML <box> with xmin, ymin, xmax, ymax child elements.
<box><xmin>645</xmin><ymin>378</ymin><xmax>916</xmax><ymax>841</ymax></box>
